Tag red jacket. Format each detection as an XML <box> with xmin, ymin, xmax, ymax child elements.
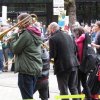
<box><xmin>75</xmin><ymin>34</ymin><xmax>85</xmax><ymax>64</ymax></box>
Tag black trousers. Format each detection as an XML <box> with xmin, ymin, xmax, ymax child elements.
<box><xmin>78</xmin><ymin>69</ymin><xmax>92</xmax><ymax>100</ymax></box>
<box><xmin>34</xmin><ymin>79</ymin><xmax>49</xmax><ymax>100</ymax></box>
<box><xmin>56</xmin><ymin>70</ymin><xmax>79</xmax><ymax>100</ymax></box>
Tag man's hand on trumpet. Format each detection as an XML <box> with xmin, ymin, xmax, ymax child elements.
<box><xmin>6</xmin><ymin>37</ymin><xmax>14</xmax><ymax>42</ymax></box>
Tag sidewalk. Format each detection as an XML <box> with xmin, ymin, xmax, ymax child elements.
<box><xmin>0</xmin><ymin>68</ymin><xmax>59</xmax><ymax>100</ymax></box>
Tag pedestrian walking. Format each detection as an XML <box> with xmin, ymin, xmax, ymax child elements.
<box><xmin>49</xmin><ymin>22</ymin><xmax>79</xmax><ymax>100</ymax></box>
<box><xmin>89</xmin><ymin>21</ymin><xmax>100</xmax><ymax>100</ymax></box>
<box><xmin>2</xmin><ymin>36</ymin><xmax>10</xmax><ymax>72</ymax></box>
<box><xmin>0</xmin><ymin>41</ymin><xmax>3</xmax><ymax>73</ymax></box>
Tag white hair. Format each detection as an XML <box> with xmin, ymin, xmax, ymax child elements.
<box><xmin>49</xmin><ymin>22</ymin><xmax>60</xmax><ymax>31</ymax></box>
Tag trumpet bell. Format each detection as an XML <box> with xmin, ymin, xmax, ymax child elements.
<box><xmin>0</xmin><ymin>15</ymin><xmax>31</xmax><ymax>40</ymax></box>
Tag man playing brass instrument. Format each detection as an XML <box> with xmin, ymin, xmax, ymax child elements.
<box><xmin>10</xmin><ymin>13</ymin><xmax>43</xmax><ymax>100</ymax></box>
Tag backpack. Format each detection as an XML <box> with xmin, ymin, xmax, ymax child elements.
<box><xmin>80</xmin><ymin>33</ymin><xmax>97</xmax><ymax>73</ymax></box>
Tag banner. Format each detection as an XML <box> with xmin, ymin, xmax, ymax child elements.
<box><xmin>2</xmin><ymin>6</ymin><xmax>7</xmax><ymax>25</ymax></box>
<box><xmin>58</xmin><ymin>10</ymin><xmax>69</xmax><ymax>32</ymax></box>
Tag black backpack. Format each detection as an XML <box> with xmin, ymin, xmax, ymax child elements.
<box><xmin>80</xmin><ymin>33</ymin><xmax>97</xmax><ymax>73</ymax></box>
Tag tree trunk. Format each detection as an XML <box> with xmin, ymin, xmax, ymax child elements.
<box><xmin>64</xmin><ymin>0</ymin><xmax>76</xmax><ymax>31</ymax></box>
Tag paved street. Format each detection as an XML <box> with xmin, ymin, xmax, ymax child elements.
<box><xmin>0</xmin><ymin>67</ymin><xmax>59</xmax><ymax>100</ymax></box>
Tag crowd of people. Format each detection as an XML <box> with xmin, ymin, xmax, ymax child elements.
<box><xmin>0</xmin><ymin>13</ymin><xmax>100</xmax><ymax>100</ymax></box>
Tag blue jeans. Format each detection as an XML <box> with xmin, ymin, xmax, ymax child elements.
<box><xmin>18</xmin><ymin>73</ymin><xmax>37</xmax><ymax>99</ymax></box>
<box><xmin>0</xmin><ymin>50</ymin><xmax>3</xmax><ymax>71</ymax></box>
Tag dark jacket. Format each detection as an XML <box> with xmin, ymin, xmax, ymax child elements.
<box><xmin>49</xmin><ymin>30</ymin><xmax>79</xmax><ymax>75</ymax></box>
<box><xmin>11</xmin><ymin>27</ymin><xmax>43</xmax><ymax>76</ymax></box>
<box><xmin>80</xmin><ymin>33</ymin><xmax>96</xmax><ymax>73</ymax></box>
<box><xmin>95</xmin><ymin>32</ymin><xmax>100</xmax><ymax>54</ymax></box>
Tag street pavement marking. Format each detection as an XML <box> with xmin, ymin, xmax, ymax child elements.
<box><xmin>55</xmin><ymin>94</ymin><xmax>85</xmax><ymax>100</ymax></box>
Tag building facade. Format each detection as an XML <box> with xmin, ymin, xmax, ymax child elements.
<box><xmin>76</xmin><ymin>0</ymin><xmax>100</xmax><ymax>25</ymax></box>
<box><xmin>0</xmin><ymin>0</ymin><xmax>53</xmax><ymax>25</ymax></box>
<box><xmin>0</xmin><ymin>0</ymin><xmax>100</xmax><ymax>25</ymax></box>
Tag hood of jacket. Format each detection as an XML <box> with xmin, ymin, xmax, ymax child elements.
<box><xmin>26</xmin><ymin>26</ymin><xmax>42</xmax><ymax>46</ymax></box>
<box><xmin>27</xmin><ymin>26</ymin><xmax>41</xmax><ymax>36</ymax></box>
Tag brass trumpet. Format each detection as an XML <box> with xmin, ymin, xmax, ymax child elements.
<box><xmin>42</xmin><ymin>43</ymin><xmax>49</xmax><ymax>51</ymax></box>
<box><xmin>0</xmin><ymin>13</ymin><xmax>38</xmax><ymax>40</ymax></box>
<box><xmin>0</xmin><ymin>15</ymin><xmax>31</xmax><ymax>40</ymax></box>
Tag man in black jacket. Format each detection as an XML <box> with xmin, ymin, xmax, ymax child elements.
<box><xmin>49</xmin><ymin>22</ymin><xmax>79</xmax><ymax>100</ymax></box>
